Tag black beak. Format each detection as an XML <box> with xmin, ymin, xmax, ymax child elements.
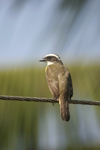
<box><xmin>39</xmin><ymin>58</ymin><xmax>46</xmax><ymax>62</ymax></box>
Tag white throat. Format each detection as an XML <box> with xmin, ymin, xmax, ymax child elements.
<box><xmin>47</xmin><ymin>61</ymin><xmax>54</xmax><ymax>66</ymax></box>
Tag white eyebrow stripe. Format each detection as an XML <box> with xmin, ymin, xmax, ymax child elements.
<box><xmin>45</xmin><ymin>54</ymin><xmax>59</xmax><ymax>59</ymax></box>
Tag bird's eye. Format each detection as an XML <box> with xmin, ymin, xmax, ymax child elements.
<box><xmin>48</xmin><ymin>56</ymin><xmax>51</xmax><ymax>60</ymax></box>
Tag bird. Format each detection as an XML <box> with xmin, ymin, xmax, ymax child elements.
<box><xmin>39</xmin><ymin>54</ymin><xmax>73</xmax><ymax>121</ymax></box>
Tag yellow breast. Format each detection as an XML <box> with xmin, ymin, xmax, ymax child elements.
<box><xmin>45</xmin><ymin>65</ymin><xmax>48</xmax><ymax>73</ymax></box>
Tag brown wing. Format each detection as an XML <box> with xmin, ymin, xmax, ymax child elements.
<box><xmin>58</xmin><ymin>67</ymin><xmax>73</xmax><ymax>98</ymax></box>
<box><xmin>67</xmin><ymin>72</ymin><xmax>73</xmax><ymax>98</ymax></box>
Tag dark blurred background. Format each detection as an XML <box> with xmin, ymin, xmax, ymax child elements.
<box><xmin>0</xmin><ymin>0</ymin><xmax>100</xmax><ymax>150</ymax></box>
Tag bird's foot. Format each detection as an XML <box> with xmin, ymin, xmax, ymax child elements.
<box><xmin>52</xmin><ymin>103</ymin><xmax>55</xmax><ymax>106</ymax></box>
<box><xmin>52</xmin><ymin>97</ymin><xmax>55</xmax><ymax>106</ymax></box>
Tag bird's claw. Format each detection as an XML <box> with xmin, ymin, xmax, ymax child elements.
<box><xmin>52</xmin><ymin>97</ymin><xmax>55</xmax><ymax>106</ymax></box>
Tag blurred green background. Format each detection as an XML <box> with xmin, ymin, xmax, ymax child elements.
<box><xmin>0</xmin><ymin>0</ymin><xmax>100</xmax><ymax>149</ymax></box>
<box><xmin>0</xmin><ymin>65</ymin><xmax>100</xmax><ymax>150</ymax></box>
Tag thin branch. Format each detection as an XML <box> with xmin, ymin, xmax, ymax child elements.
<box><xmin>0</xmin><ymin>95</ymin><xmax>100</xmax><ymax>106</ymax></box>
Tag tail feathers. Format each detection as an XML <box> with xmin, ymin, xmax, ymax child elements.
<box><xmin>59</xmin><ymin>97</ymin><xmax>70</xmax><ymax>122</ymax></box>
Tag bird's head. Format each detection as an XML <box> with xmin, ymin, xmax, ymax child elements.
<box><xmin>39</xmin><ymin>54</ymin><xmax>62</xmax><ymax>66</ymax></box>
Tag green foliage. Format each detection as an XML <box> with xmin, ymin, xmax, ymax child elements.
<box><xmin>0</xmin><ymin>65</ymin><xmax>100</xmax><ymax>150</ymax></box>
